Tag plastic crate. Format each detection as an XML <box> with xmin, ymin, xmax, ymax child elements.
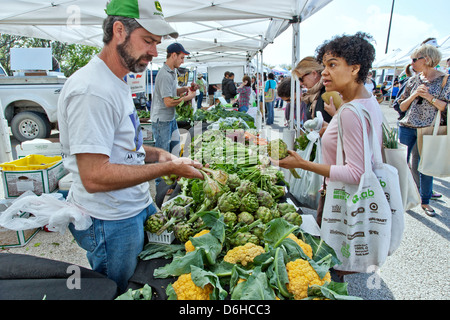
<box><xmin>146</xmin><ymin>230</ymin><xmax>174</xmax><ymax>244</ymax></box>
<box><xmin>0</xmin><ymin>155</ymin><xmax>62</xmax><ymax>171</ymax></box>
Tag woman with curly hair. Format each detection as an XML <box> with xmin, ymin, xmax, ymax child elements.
<box><xmin>275</xmin><ymin>32</ymin><xmax>383</xmax><ymax>225</ymax></box>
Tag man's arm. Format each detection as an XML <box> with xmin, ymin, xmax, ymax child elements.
<box><xmin>76</xmin><ymin>152</ymin><xmax>203</xmax><ymax>193</ymax></box>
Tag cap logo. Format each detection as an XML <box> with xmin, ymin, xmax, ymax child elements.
<box><xmin>154</xmin><ymin>1</ymin><xmax>164</xmax><ymax>16</ymax></box>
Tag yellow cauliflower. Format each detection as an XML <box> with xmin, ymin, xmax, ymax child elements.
<box><xmin>286</xmin><ymin>259</ymin><xmax>331</xmax><ymax>300</ymax></box>
<box><xmin>185</xmin><ymin>229</ymin><xmax>210</xmax><ymax>252</ymax></box>
<box><xmin>287</xmin><ymin>233</ymin><xmax>313</xmax><ymax>259</ymax></box>
<box><xmin>171</xmin><ymin>273</ymin><xmax>213</xmax><ymax>300</ymax></box>
<box><xmin>223</xmin><ymin>243</ymin><xmax>265</xmax><ymax>266</ymax></box>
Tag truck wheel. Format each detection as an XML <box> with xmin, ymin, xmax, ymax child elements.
<box><xmin>10</xmin><ymin>111</ymin><xmax>51</xmax><ymax>142</ymax></box>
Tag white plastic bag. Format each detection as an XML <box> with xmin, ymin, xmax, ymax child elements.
<box><xmin>289</xmin><ymin>137</ymin><xmax>322</xmax><ymax>209</ymax></box>
<box><xmin>0</xmin><ymin>191</ymin><xmax>92</xmax><ymax>234</ymax></box>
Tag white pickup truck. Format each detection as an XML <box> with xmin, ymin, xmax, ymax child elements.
<box><xmin>0</xmin><ymin>63</ymin><xmax>65</xmax><ymax>142</ymax></box>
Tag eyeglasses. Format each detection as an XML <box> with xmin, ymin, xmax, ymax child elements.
<box><xmin>412</xmin><ymin>57</ymin><xmax>425</xmax><ymax>63</ymax></box>
<box><xmin>299</xmin><ymin>72</ymin><xmax>311</xmax><ymax>82</ymax></box>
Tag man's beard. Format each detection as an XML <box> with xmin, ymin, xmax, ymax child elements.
<box><xmin>117</xmin><ymin>37</ymin><xmax>152</xmax><ymax>73</ymax></box>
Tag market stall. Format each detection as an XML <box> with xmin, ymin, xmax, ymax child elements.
<box><xmin>0</xmin><ymin>0</ymin><xmax>364</xmax><ymax>301</ymax></box>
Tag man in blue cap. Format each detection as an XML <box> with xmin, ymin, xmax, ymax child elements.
<box><xmin>57</xmin><ymin>0</ymin><xmax>203</xmax><ymax>293</ymax></box>
<box><xmin>151</xmin><ymin>42</ymin><xmax>197</xmax><ymax>183</ymax></box>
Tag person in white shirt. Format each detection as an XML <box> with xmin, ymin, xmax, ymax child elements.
<box><xmin>57</xmin><ymin>0</ymin><xmax>203</xmax><ymax>293</ymax></box>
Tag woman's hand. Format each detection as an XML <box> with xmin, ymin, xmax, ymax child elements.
<box><xmin>324</xmin><ymin>96</ymin><xmax>337</xmax><ymax>117</ymax></box>
<box><xmin>415</xmin><ymin>84</ymin><xmax>432</xmax><ymax>99</ymax></box>
<box><xmin>270</xmin><ymin>150</ymin><xmax>305</xmax><ymax>170</ymax></box>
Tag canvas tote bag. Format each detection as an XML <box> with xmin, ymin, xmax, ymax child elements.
<box><xmin>418</xmin><ymin>110</ymin><xmax>450</xmax><ymax>177</ymax></box>
<box><xmin>416</xmin><ymin>74</ymin><xmax>448</xmax><ymax>155</ymax></box>
<box><xmin>264</xmin><ymin>88</ymin><xmax>275</xmax><ymax>102</ymax></box>
<box><xmin>320</xmin><ymin>103</ymin><xmax>403</xmax><ymax>272</ymax></box>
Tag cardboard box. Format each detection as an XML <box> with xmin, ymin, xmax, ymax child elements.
<box><xmin>1</xmin><ymin>155</ymin><xmax>68</xmax><ymax>198</ymax></box>
<box><xmin>0</xmin><ymin>200</ymin><xmax>40</xmax><ymax>248</ymax></box>
<box><xmin>15</xmin><ymin>140</ymin><xmax>62</xmax><ymax>159</ymax></box>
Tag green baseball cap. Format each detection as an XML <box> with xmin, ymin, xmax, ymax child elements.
<box><xmin>105</xmin><ymin>0</ymin><xmax>178</xmax><ymax>38</ymax></box>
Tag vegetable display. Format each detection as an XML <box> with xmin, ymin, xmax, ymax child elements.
<box><xmin>138</xmin><ymin>113</ymin><xmax>361</xmax><ymax>300</ymax></box>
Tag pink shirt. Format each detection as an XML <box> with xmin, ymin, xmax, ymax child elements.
<box><xmin>321</xmin><ymin>96</ymin><xmax>383</xmax><ymax>185</ymax></box>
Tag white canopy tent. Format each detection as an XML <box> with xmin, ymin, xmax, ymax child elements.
<box><xmin>0</xmin><ymin>0</ymin><xmax>333</xmax><ymax>160</ymax></box>
<box><xmin>373</xmin><ymin>34</ymin><xmax>450</xmax><ymax>70</ymax></box>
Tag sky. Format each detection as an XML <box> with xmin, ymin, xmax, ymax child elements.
<box><xmin>263</xmin><ymin>0</ymin><xmax>449</xmax><ymax>67</ymax></box>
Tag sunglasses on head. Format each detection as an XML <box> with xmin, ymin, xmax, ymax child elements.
<box><xmin>412</xmin><ymin>57</ymin><xmax>425</xmax><ymax>63</ymax></box>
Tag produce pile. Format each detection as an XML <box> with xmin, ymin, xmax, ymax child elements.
<box><xmin>140</xmin><ymin>128</ymin><xmax>360</xmax><ymax>300</ymax></box>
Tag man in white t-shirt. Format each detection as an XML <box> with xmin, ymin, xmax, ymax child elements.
<box><xmin>57</xmin><ymin>0</ymin><xmax>203</xmax><ymax>293</ymax></box>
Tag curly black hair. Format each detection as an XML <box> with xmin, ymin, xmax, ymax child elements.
<box><xmin>315</xmin><ymin>32</ymin><xmax>376</xmax><ymax>84</ymax></box>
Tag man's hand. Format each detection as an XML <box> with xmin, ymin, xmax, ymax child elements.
<box><xmin>170</xmin><ymin>157</ymin><xmax>204</xmax><ymax>180</ymax></box>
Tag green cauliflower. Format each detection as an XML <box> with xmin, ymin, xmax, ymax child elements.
<box><xmin>238</xmin><ymin>211</ymin><xmax>255</xmax><ymax>225</ymax></box>
<box><xmin>236</xmin><ymin>180</ymin><xmax>258</xmax><ymax>196</ymax></box>
<box><xmin>254</xmin><ymin>206</ymin><xmax>273</xmax><ymax>224</ymax></box>
<box><xmin>256</xmin><ymin>189</ymin><xmax>274</xmax><ymax>208</ymax></box>
<box><xmin>223</xmin><ymin>211</ymin><xmax>238</xmax><ymax>227</ymax></box>
<box><xmin>239</xmin><ymin>193</ymin><xmax>259</xmax><ymax>213</ymax></box>
<box><xmin>217</xmin><ymin>191</ymin><xmax>241</xmax><ymax>212</ymax></box>
<box><xmin>282</xmin><ymin>211</ymin><xmax>303</xmax><ymax>226</ymax></box>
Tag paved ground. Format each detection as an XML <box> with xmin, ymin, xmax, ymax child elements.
<box><xmin>1</xmin><ymin>100</ymin><xmax>449</xmax><ymax>300</ymax></box>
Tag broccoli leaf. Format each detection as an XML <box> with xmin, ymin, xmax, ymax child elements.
<box><xmin>232</xmin><ymin>267</ymin><xmax>277</xmax><ymax>300</ymax></box>
<box><xmin>115</xmin><ymin>284</ymin><xmax>153</xmax><ymax>300</ymax></box>
<box><xmin>263</xmin><ymin>218</ymin><xmax>300</xmax><ymax>249</ymax></box>
<box><xmin>307</xmin><ymin>282</ymin><xmax>363</xmax><ymax>300</ymax></box>
<box><xmin>191</xmin><ymin>265</ymin><xmax>228</xmax><ymax>300</ymax></box>
<box><xmin>138</xmin><ymin>243</ymin><xmax>185</xmax><ymax>261</ymax></box>
<box><xmin>299</xmin><ymin>231</ymin><xmax>341</xmax><ymax>268</ymax></box>
<box><xmin>153</xmin><ymin>249</ymin><xmax>205</xmax><ymax>278</ymax></box>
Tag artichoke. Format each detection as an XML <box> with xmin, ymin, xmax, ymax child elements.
<box><xmin>254</xmin><ymin>206</ymin><xmax>273</xmax><ymax>224</ymax></box>
<box><xmin>173</xmin><ymin>222</ymin><xmax>195</xmax><ymax>243</ymax></box>
<box><xmin>223</xmin><ymin>211</ymin><xmax>238</xmax><ymax>227</ymax></box>
<box><xmin>282</xmin><ymin>211</ymin><xmax>303</xmax><ymax>226</ymax></box>
<box><xmin>267</xmin><ymin>139</ymin><xmax>301</xmax><ymax>179</ymax></box>
<box><xmin>256</xmin><ymin>189</ymin><xmax>274</xmax><ymax>208</ymax></box>
<box><xmin>226</xmin><ymin>173</ymin><xmax>241</xmax><ymax>191</ymax></box>
<box><xmin>217</xmin><ymin>191</ymin><xmax>241</xmax><ymax>212</ymax></box>
<box><xmin>270</xmin><ymin>206</ymin><xmax>281</xmax><ymax>219</ymax></box>
<box><xmin>239</xmin><ymin>193</ymin><xmax>259</xmax><ymax>213</ymax></box>
<box><xmin>277</xmin><ymin>203</ymin><xmax>297</xmax><ymax>215</ymax></box>
<box><xmin>251</xmin><ymin>226</ymin><xmax>266</xmax><ymax>241</ymax></box>
<box><xmin>157</xmin><ymin>205</ymin><xmax>188</xmax><ymax>235</ymax></box>
<box><xmin>236</xmin><ymin>180</ymin><xmax>258</xmax><ymax>196</ymax></box>
<box><xmin>238</xmin><ymin>211</ymin><xmax>255</xmax><ymax>225</ymax></box>
<box><xmin>230</xmin><ymin>232</ymin><xmax>260</xmax><ymax>247</ymax></box>
<box><xmin>267</xmin><ymin>139</ymin><xmax>288</xmax><ymax>160</ymax></box>
<box><xmin>144</xmin><ymin>212</ymin><xmax>167</xmax><ymax>233</ymax></box>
